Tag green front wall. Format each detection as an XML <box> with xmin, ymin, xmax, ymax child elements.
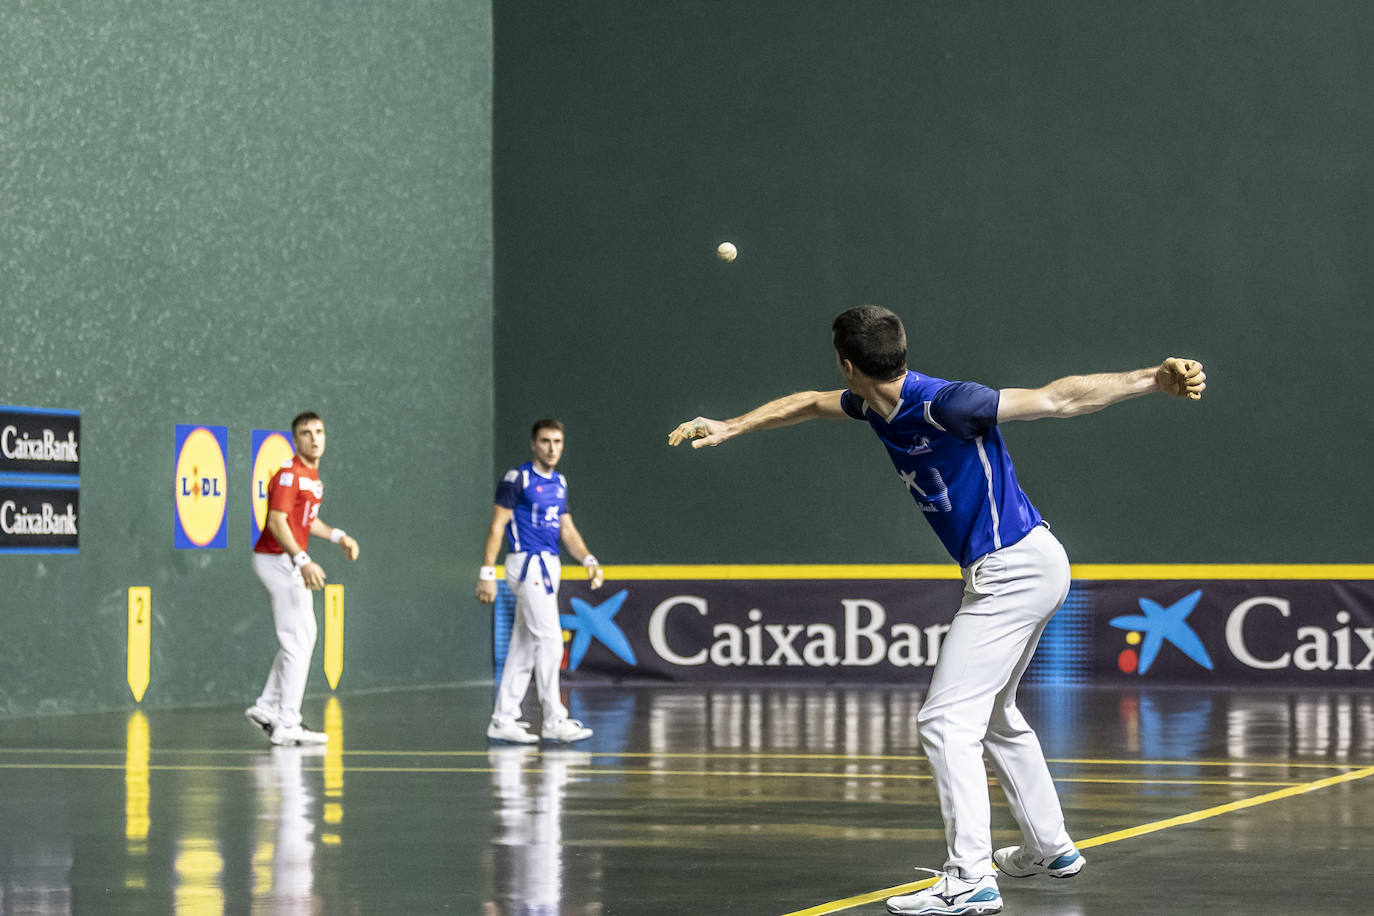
<box><xmin>493</xmin><ymin>1</ymin><xmax>1372</xmax><ymax>565</ymax></box>
<box><xmin>0</xmin><ymin>1</ymin><xmax>493</xmax><ymax>716</ymax></box>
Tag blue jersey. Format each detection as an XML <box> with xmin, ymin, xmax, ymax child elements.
<box><xmin>494</xmin><ymin>461</ymin><xmax>568</xmax><ymax>555</ymax></box>
<box><xmin>841</xmin><ymin>370</ymin><xmax>1042</xmax><ymax>568</ymax></box>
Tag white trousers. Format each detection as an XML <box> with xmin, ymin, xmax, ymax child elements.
<box><xmin>252</xmin><ymin>552</ymin><xmax>318</xmax><ymax>730</ymax></box>
<box><xmin>915</xmin><ymin>524</ymin><xmax>1075</xmax><ymax>878</ymax></box>
<box><xmin>491</xmin><ymin>552</ymin><xmax>568</xmax><ymax>726</ymax></box>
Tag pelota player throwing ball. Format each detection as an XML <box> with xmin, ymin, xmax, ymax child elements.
<box><xmin>669</xmin><ymin>306</ymin><xmax>1204</xmax><ymax>916</ymax></box>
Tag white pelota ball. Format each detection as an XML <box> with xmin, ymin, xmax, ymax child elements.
<box><xmin>716</xmin><ymin>241</ymin><xmax>738</xmax><ymax>263</ymax></box>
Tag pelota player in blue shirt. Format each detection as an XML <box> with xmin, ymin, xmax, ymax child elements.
<box><xmin>476</xmin><ymin>418</ymin><xmax>604</xmax><ymax>745</ymax></box>
<box><xmin>669</xmin><ymin>306</ymin><xmax>1205</xmax><ymax>916</ymax></box>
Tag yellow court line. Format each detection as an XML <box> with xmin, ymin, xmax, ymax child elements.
<box><xmin>542</xmin><ymin>563</ymin><xmax>1374</xmax><ymax>580</ymax></box>
<box><xmin>1075</xmin><ymin>764</ymin><xmax>1374</xmax><ymax>848</ymax></box>
<box><xmin>0</xmin><ymin>747</ymin><xmax>1359</xmax><ymax>773</ymax></box>
<box><xmin>777</xmin><ymin>764</ymin><xmax>1374</xmax><ymax>916</ymax></box>
<box><xmin>0</xmin><ymin>762</ymin><xmax>503</xmax><ymax>775</ymax></box>
<box><xmin>1045</xmin><ymin>757</ymin><xmax>1358</xmax><ymax>770</ymax></box>
<box><xmin>0</xmin><ymin>759</ymin><xmax>1306</xmax><ymax>788</ymax></box>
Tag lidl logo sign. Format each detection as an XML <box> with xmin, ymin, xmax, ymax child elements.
<box><xmin>173</xmin><ymin>424</ymin><xmax>228</xmax><ymax>549</ymax></box>
<box><xmin>250</xmin><ymin>429</ymin><xmax>294</xmax><ymax>546</ymax></box>
<box><xmin>1109</xmin><ymin>589</ymin><xmax>1214</xmax><ymax>675</ymax></box>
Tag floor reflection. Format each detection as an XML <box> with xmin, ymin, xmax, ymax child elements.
<box><xmin>0</xmin><ymin>839</ymin><xmax>72</xmax><ymax>915</ymax></box>
<box><xmin>574</xmin><ymin>684</ymin><xmax>1374</xmax><ymax>761</ymax></box>
<box><xmin>124</xmin><ymin>709</ymin><xmax>150</xmax><ymax>892</ymax></box>
<box><xmin>252</xmin><ymin>746</ymin><xmax>324</xmax><ymax>913</ymax></box>
<box><xmin>486</xmin><ymin>746</ymin><xmax>600</xmax><ymax>915</ymax></box>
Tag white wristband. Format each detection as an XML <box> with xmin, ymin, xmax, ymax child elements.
<box><xmin>582</xmin><ymin>554</ymin><xmax>599</xmax><ymax>568</ymax></box>
<box><xmin>292</xmin><ymin>551</ymin><xmax>312</xmax><ymax>569</ymax></box>
<box><xmin>330</xmin><ymin>528</ymin><xmax>346</xmax><ymax>544</ymax></box>
<box><xmin>479</xmin><ymin>565</ymin><xmax>497</xmax><ymax>581</ymax></box>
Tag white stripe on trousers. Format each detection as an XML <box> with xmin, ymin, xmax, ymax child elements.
<box><xmin>915</xmin><ymin>524</ymin><xmax>1075</xmax><ymax>878</ymax></box>
<box><xmin>252</xmin><ymin>552</ymin><xmax>318</xmax><ymax>730</ymax></box>
<box><xmin>491</xmin><ymin>552</ymin><xmax>568</xmax><ymax>725</ymax></box>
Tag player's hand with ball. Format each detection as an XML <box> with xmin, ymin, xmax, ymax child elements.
<box><xmin>583</xmin><ymin>554</ymin><xmax>605</xmax><ymax>590</ymax></box>
<box><xmin>1155</xmin><ymin>358</ymin><xmax>1207</xmax><ymax>400</ymax></box>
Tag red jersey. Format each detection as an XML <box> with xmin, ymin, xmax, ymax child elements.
<box><xmin>253</xmin><ymin>456</ymin><xmax>323</xmax><ymax>554</ymax></box>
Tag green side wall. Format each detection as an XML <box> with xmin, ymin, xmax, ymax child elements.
<box><xmin>0</xmin><ymin>0</ymin><xmax>493</xmax><ymax>716</ymax></box>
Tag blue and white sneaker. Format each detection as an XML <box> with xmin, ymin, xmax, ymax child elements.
<box><xmin>886</xmin><ymin>869</ymin><xmax>1002</xmax><ymax>915</ymax></box>
<box><xmin>993</xmin><ymin>846</ymin><xmax>1085</xmax><ymax>879</ymax></box>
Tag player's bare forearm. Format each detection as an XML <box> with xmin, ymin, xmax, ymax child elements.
<box><xmin>481</xmin><ymin>506</ymin><xmax>513</xmax><ymax>566</ymax></box>
<box><xmin>267</xmin><ymin>510</ymin><xmax>326</xmax><ymax>588</ymax></box>
<box><xmin>998</xmin><ymin>359</ymin><xmax>1205</xmax><ymax>422</ymax></box>
<box><xmin>560</xmin><ymin>515</ymin><xmax>604</xmax><ymax>589</ymax></box>
<box><xmin>559</xmin><ymin>516</ymin><xmax>592</xmax><ymax>563</ymax></box>
<box><xmin>669</xmin><ymin>390</ymin><xmax>845</xmax><ymax>448</ymax></box>
<box><xmin>476</xmin><ymin>506</ymin><xmax>513</xmax><ymax>604</ymax></box>
<box><xmin>266</xmin><ymin>511</ymin><xmax>304</xmax><ymax>557</ymax></box>
<box><xmin>311</xmin><ymin>518</ymin><xmax>359</xmax><ymax>561</ymax></box>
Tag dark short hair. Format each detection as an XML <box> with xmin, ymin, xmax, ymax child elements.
<box><xmin>531</xmin><ymin>418</ymin><xmax>564</xmax><ymax>439</ymax></box>
<box><xmin>832</xmin><ymin>306</ymin><xmax>908</xmax><ymax>380</ymax></box>
<box><xmin>291</xmin><ymin>411</ymin><xmax>322</xmax><ymax>433</ymax></box>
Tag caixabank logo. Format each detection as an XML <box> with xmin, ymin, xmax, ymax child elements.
<box><xmin>173</xmin><ymin>424</ymin><xmax>228</xmax><ymax>549</ymax></box>
<box><xmin>1102</xmin><ymin>582</ymin><xmax>1374</xmax><ymax>686</ymax></box>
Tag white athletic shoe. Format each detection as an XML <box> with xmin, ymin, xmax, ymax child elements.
<box><xmin>487</xmin><ymin>720</ymin><xmax>539</xmax><ymax>744</ymax></box>
<box><xmin>886</xmin><ymin>870</ymin><xmax>1002</xmax><ymax>915</ymax></box>
<box><xmin>245</xmin><ymin>705</ymin><xmax>276</xmax><ymax>735</ymax></box>
<box><xmin>541</xmin><ymin>717</ymin><xmax>593</xmax><ymax>743</ymax></box>
<box><xmin>269</xmin><ymin>723</ymin><xmax>329</xmax><ymax>746</ymax></box>
<box><xmin>993</xmin><ymin>846</ymin><xmax>1085</xmax><ymax>879</ymax></box>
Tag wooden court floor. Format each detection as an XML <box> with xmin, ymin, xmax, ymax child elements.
<box><xmin>0</xmin><ymin>683</ymin><xmax>1371</xmax><ymax>914</ymax></box>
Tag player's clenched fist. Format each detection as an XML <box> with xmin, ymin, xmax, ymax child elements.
<box><xmin>1155</xmin><ymin>358</ymin><xmax>1206</xmax><ymax>400</ymax></box>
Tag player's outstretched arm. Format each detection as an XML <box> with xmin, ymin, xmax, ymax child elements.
<box><xmin>997</xmin><ymin>358</ymin><xmax>1206</xmax><ymax>423</ymax></box>
<box><xmin>476</xmin><ymin>505</ymin><xmax>513</xmax><ymax>604</ymax></box>
<box><xmin>668</xmin><ymin>389</ymin><xmax>847</xmax><ymax>448</ymax></box>
<box><xmin>559</xmin><ymin>514</ymin><xmax>604</xmax><ymax>590</ymax></box>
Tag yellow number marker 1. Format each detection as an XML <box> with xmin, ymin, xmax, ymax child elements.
<box><xmin>127</xmin><ymin>587</ymin><xmax>151</xmax><ymax>702</ymax></box>
<box><xmin>324</xmin><ymin>584</ymin><xmax>344</xmax><ymax>689</ymax></box>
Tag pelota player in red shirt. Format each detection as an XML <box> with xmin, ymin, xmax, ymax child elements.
<box><xmin>245</xmin><ymin>411</ymin><xmax>360</xmax><ymax>745</ymax></box>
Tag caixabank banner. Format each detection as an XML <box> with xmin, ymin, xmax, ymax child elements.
<box><xmin>555</xmin><ymin>577</ymin><xmax>970</xmax><ymax>684</ymax></box>
<box><xmin>1095</xmin><ymin>579</ymin><xmax>1374</xmax><ymax>687</ymax></box>
<box><xmin>0</xmin><ymin>405</ymin><xmax>81</xmax><ymax>554</ymax></box>
<box><xmin>494</xmin><ymin>567</ymin><xmax>1374</xmax><ymax>688</ymax></box>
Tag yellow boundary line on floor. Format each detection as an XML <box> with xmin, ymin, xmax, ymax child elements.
<box><xmin>0</xmin><ymin>757</ymin><xmax>1327</xmax><ymax>789</ymax></box>
<box><xmin>0</xmin><ymin>748</ymin><xmax>1360</xmax><ymax>771</ymax></box>
<box><xmin>529</xmin><ymin>563</ymin><xmax>1374</xmax><ymax>580</ymax></box>
<box><xmin>777</xmin><ymin>764</ymin><xmax>1374</xmax><ymax>916</ymax></box>
<box><xmin>0</xmin><ymin>763</ymin><xmax>1308</xmax><ymax>789</ymax></box>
